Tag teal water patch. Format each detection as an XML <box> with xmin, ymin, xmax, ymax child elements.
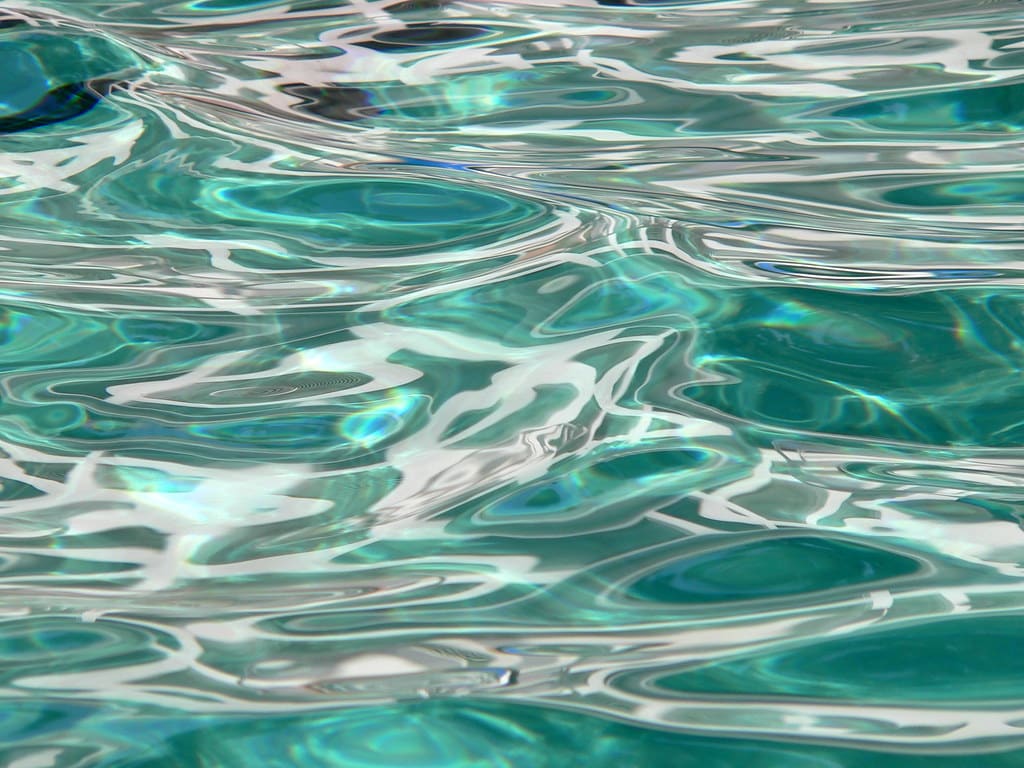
<box><xmin>682</xmin><ymin>287</ymin><xmax>1024</xmax><ymax>446</ymax></box>
<box><xmin>0</xmin><ymin>24</ymin><xmax>142</xmax><ymax>133</ymax></box>
<box><xmin>626</xmin><ymin>535</ymin><xmax>921</xmax><ymax>604</ymax></box>
<box><xmin>9</xmin><ymin>699</ymin><xmax>1024</xmax><ymax>767</ymax></box>
<box><xmin>659</xmin><ymin>613</ymin><xmax>1024</xmax><ymax>704</ymax></box>
<box><xmin>115</xmin><ymin>701</ymin><xmax>1024</xmax><ymax>767</ymax></box>
<box><xmin>828</xmin><ymin>81</ymin><xmax>1024</xmax><ymax>133</ymax></box>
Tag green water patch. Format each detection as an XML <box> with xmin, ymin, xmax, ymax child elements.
<box><xmin>97</xmin><ymin>162</ymin><xmax>549</xmax><ymax>256</ymax></box>
<box><xmin>681</xmin><ymin>286</ymin><xmax>1024</xmax><ymax>447</ymax></box>
<box><xmin>0</xmin><ymin>616</ymin><xmax>169</xmax><ymax>686</ymax></box>
<box><xmin>659</xmin><ymin>613</ymin><xmax>1024</xmax><ymax>704</ymax></box>
<box><xmin>626</xmin><ymin>535</ymin><xmax>920</xmax><ymax>604</ymax></box>
<box><xmin>828</xmin><ymin>81</ymin><xmax>1024</xmax><ymax>134</ymax></box>
<box><xmin>446</xmin><ymin>439</ymin><xmax>754</xmax><ymax>539</ymax></box>
<box><xmin>0</xmin><ymin>26</ymin><xmax>143</xmax><ymax>133</ymax></box>
<box><xmin>6</xmin><ymin>698</ymin><xmax>1019</xmax><ymax>767</ymax></box>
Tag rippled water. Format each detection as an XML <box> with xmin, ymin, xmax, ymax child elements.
<box><xmin>3</xmin><ymin>0</ymin><xmax>1024</xmax><ymax>764</ymax></box>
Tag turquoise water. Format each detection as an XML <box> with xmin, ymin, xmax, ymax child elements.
<box><xmin>2</xmin><ymin>0</ymin><xmax>1024</xmax><ymax>764</ymax></box>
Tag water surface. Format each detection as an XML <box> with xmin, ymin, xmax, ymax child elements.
<box><xmin>2</xmin><ymin>0</ymin><xmax>1024</xmax><ymax>764</ymax></box>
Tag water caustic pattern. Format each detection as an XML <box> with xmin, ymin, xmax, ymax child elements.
<box><xmin>1</xmin><ymin>0</ymin><xmax>1024</xmax><ymax>764</ymax></box>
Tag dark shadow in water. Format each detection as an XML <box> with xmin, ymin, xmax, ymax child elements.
<box><xmin>384</xmin><ymin>0</ymin><xmax>449</xmax><ymax>11</ymax></box>
<box><xmin>279</xmin><ymin>84</ymin><xmax>377</xmax><ymax>121</ymax></box>
<box><xmin>358</xmin><ymin>23</ymin><xmax>489</xmax><ymax>52</ymax></box>
<box><xmin>596</xmin><ymin>0</ymin><xmax>684</xmax><ymax>5</ymax></box>
<box><xmin>0</xmin><ymin>78</ymin><xmax>123</xmax><ymax>134</ymax></box>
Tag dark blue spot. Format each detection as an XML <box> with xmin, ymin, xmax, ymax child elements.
<box><xmin>359</xmin><ymin>23</ymin><xmax>489</xmax><ymax>52</ymax></box>
<box><xmin>280</xmin><ymin>84</ymin><xmax>375</xmax><ymax>122</ymax></box>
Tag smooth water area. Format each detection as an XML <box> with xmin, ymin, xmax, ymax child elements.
<box><xmin>1</xmin><ymin>0</ymin><xmax>1024</xmax><ymax>764</ymax></box>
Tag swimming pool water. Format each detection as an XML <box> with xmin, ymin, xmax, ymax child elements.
<box><xmin>2</xmin><ymin>0</ymin><xmax>1024</xmax><ymax>765</ymax></box>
